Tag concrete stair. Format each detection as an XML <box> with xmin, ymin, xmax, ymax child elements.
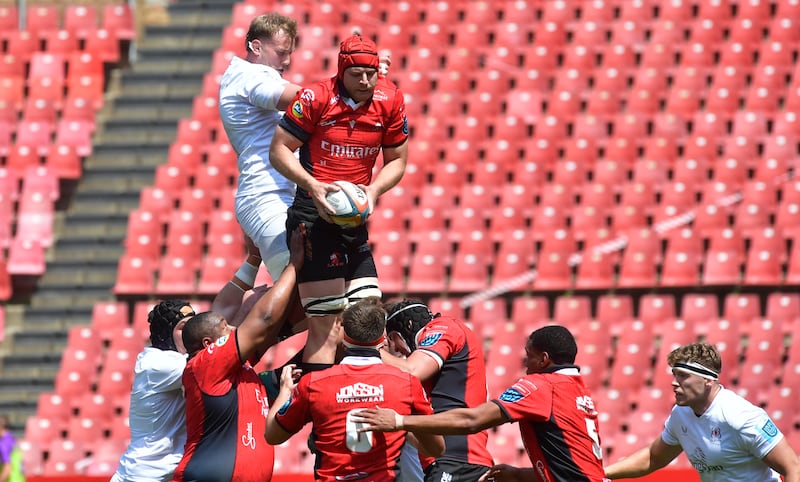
<box><xmin>1</xmin><ymin>0</ymin><xmax>235</xmax><ymax>436</ymax></box>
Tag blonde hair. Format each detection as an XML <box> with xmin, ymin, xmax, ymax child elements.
<box><xmin>246</xmin><ymin>13</ymin><xmax>297</xmax><ymax>52</ymax></box>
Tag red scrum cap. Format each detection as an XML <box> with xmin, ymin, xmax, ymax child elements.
<box><xmin>338</xmin><ymin>34</ymin><xmax>379</xmax><ymax>79</ymax></box>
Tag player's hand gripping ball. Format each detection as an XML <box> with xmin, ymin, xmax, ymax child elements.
<box><xmin>325</xmin><ymin>180</ymin><xmax>370</xmax><ymax>228</ymax></box>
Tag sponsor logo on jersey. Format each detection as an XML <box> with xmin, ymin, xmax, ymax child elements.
<box><xmin>336</xmin><ymin>382</ymin><xmax>385</xmax><ymax>403</ymax></box>
<box><xmin>215</xmin><ymin>334</ymin><xmax>229</xmax><ymax>346</ymax></box>
<box><xmin>300</xmin><ymin>89</ymin><xmax>315</xmax><ymax>103</ymax></box>
<box><xmin>319</xmin><ymin>119</ymin><xmax>337</xmax><ymax>127</ymax></box>
<box><xmin>575</xmin><ymin>395</ymin><xmax>596</xmax><ymax>415</ymax></box>
<box><xmin>320</xmin><ymin>140</ymin><xmax>381</xmax><ymax>159</ymax></box>
<box><xmin>291</xmin><ymin>101</ymin><xmax>303</xmax><ymax>119</ymax></box>
<box><xmin>418</xmin><ymin>332</ymin><xmax>443</xmax><ymax>347</ymax></box>
<box><xmin>402</xmin><ymin>116</ymin><xmax>408</xmax><ymax>135</ymax></box>
<box><xmin>761</xmin><ymin>419</ymin><xmax>779</xmax><ymax>439</ymax></box>
<box><xmin>689</xmin><ymin>448</ymin><xmax>723</xmax><ymax>473</ymax></box>
<box><xmin>373</xmin><ymin>89</ymin><xmax>388</xmax><ymax>101</ymax></box>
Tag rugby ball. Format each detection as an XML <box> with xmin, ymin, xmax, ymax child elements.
<box><xmin>326</xmin><ymin>180</ymin><xmax>370</xmax><ymax>227</ymax></box>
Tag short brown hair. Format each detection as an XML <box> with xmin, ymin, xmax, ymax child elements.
<box><xmin>246</xmin><ymin>13</ymin><xmax>297</xmax><ymax>52</ymax></box>
<box><xmin>667</xmin><ymin>342</ymin><xmax>722</xmax><ymax>374</ymax></box>
<box><xmin>342</xmin><ymin>297</ymin><xmax>386</xmax><ymax>344</ymax></box>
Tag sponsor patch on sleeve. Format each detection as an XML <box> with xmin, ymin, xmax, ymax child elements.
<box><xmin>760</xmin><ymin>419</ymin><xmax>779</xmax><ymax>440</ymax></box>
<box><xmin>291</xmin><ymin>100</ymin><xmax>303</xmax><ymax>119</ymax></box>
<box><xmin>498</xmin><ymin>379</ymin><xmax>537</xmax><ymax>403</ymax></box>
<box><xmin>418</xmin><ymin>332</ymin><xmax>443</xmax><ymax>347</ymax></box>
<box><xmin>499</xmin><ymin>387</ymin><xmax>524</xmax><ymax>403</ymax></box>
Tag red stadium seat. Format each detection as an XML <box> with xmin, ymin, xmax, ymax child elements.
<box><xmin>83</xmin><ymin>28</ymin><xmax>120</xmax><ymax>63</ymax></box>
<box><xmin>743</xmin><ymin>234</ymin><xmax>785</xmax><ymax>286</ymax></box>
<box><xmin>485</xmin><ymin>322</ymin><xmax>526</xmax><ymax>396</ymax></box>
<box><xmin>95</xmin><ymin>368</ymin><xmax>133</xmax><ymax>398</ymax></box>
<box><xmin>43</xmin><ymin>440</ymin><xmax>85</xmax><ymax>476</ymax></box>
<box><xmin>44</xmin><ymin>29</ymin><xmax>81</xmax><ymax>56</ymax></box>
<box><xmin>114</xmin><ymin>255</ymin><xmax>155</xmax><ymax>295</ymax></box>
<box><xmin>722</xmin><ymin>293</ymin><xmax>760</xmax><ymax>329</ymax></box>
<box><xmin>764</xmin><ymin>293</ymin><xmax>800</xmax><ymax>330</ymax></box>
<box><xmin>54</xmin><ymin>369</ymin><xmax>94</xmax><ymax>398</ymax></box>
<box><xmin>62</xmin><ymin>5</ymin><xmax>97</xmax><ymax>39</ymax></box>
<box><xmin>26</xmin><ymin>4</ymin><xmax>59</xmax><ymax>34</ymax></box>
<box><xmin>66</xmin><ymin>416</ymin><xmax>105</xmax><ymax>444</ymax></box>
<box><xmin>574</xmin><ymin>251</ymin><xmax>615</xmax><ymax>291</ymax></box>
<box><xmin>37</xmin><ymin>392</ymin><xmax>73</xmax><ymax>420</ymax></box>
<box><xmin>468</xmin><ymin>298</ymin><xmax>508</xmax><ymax>339</ymax></box>
<box><xmin>154</xmin><ymin>254</ymin><xmax>197</xmax><ymax>296</ymax></box>
<box><xmin>660</xmin><ymin>247</ymin><xmax>700</xmax><ymax>288</ymax></box>
<box><xmin>702</xmin><ymin>249</ymin><xmax>743</xmax><ymax>285</ymax></box>
<box><xmin>638</xmin><ymin>294</ymin><xmax>677</xmax><ymax>326</ymax></box>
<box><xmin>493</xmin><ymin>230</ymin><xmax>535</xmax><ymax>284</ymax></box>
<box><xmin>59</xmin><ymin>346</ymin><xmax>101</xmax><ymax>380</ymax></box>
<box><xmin>553</xmin><ymin>295</ymin><xmax>591</xmax><ymax>326</ymax></box>
<box><xmin>682</xmin><ymin>293</ymin><xmax>720</xmax><ymax>327</ymax></box>
<box><xmin>7</xmin><ymin>238</ymin><xmax>46</xmax><ymax>276</ymax></box>
<box><xmin>448</xmin><ymin>251</ymin><xmax>489</xmax><ymax>292</ymax></box>
<box><xmin>0</xmin><ymin>5</ymin><xmax>17</xmax><ymax>31</ymax></box>
<box><xmin>91</xmin><ymin>301</ymin><xmax>129</xmax><ymax>340</ymax></box>
<box><xmin>703</xmin><ymin>317</ymin><xmax>741</xmax><ymax>385</ymax></box>
<box><xmin>102</xmin><ymin>4</ymin><xmax>134</xmax><ymax>40</ymax></box>
<box><xmin>24</xmin><ymin>417</ymin><xmax>65</xmax><ymax>448</ymax></box>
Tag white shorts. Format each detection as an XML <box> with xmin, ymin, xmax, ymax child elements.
<box><xmin>236</xmin><ymin>190</ymin><xmax>294</xmax><ymax>281</ymax></box>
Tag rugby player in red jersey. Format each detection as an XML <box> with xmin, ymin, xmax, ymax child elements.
<box><xmin>265</xmin><ymin>297</ymin><xmax>443</xmax><ymax>482</ymax></box>
<box><xmin>381</xmin><ymin>300</ymin><xmax>494</xmax><ymax>482</ymax></box>
<box><xmin>172</xmin><ymin>227</ymin><xmax>305</xmax><ymax>482</ymax></box>
<box><xmin>354</xmin><ymin>325</ymin><xmax>610</xmax><ymax>482</ymax></box>
<box><xmin>269</xmin><ymin>34</ymin><xmax>408</xmax><ymax>374</ymax></box>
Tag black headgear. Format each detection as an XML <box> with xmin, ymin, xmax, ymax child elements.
<box><xmin>385</xmin><ymin>299</ymin><xmax>438</xmax><ymax>351</ymax></box>
<box><xmin>149</xmin><ymin>299</ymin><xmax>194</xmax><ymax>351</ymax></box>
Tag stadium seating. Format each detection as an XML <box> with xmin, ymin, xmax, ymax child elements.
<box><xmin>26</xmin><ymin>0</ymin><xmax>800</xmax><ymax>468</ymax></box>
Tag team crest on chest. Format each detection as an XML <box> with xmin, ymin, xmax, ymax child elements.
<box><xmin>710</xmin><ymin>426</ymin><xmax>721</xmax><ymax>444</ymax></box>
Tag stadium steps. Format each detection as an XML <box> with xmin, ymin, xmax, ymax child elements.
<box><xmin>1</xmin><ymin>0</ymin><xmax>235</xmax><ymax>434</ymax></box>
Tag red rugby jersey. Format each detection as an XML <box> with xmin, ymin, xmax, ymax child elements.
<box><xmin>274</xmin><ymin>355</ymin><xmax>433</xmax><ymax>482</ymax></box>
<box><xmin>173</xmin><ymin>329</ymin><xmax>274</xmax><ymax>482</ymax></box>
<box><xmin>279</xmin><ymin>75</ymin><xmax>408</xmax><ymax>188</ymax></box>
<box><xmin>415</xmin><ymin>316</ymin><xmax>493</xmax><ymax>467</ymax></box>
<box><xmin>492</xmin><ymin>367</ymin><xmax>608</xmax><ymax>482</ymax></box>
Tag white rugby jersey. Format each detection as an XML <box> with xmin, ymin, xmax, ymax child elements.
<box><xmin>662</xmin><ymin>387</ymin><xmax>783</xmax><ymax>482</ymax></box>
<box><xmin>219</xmin><ymin>56</ymin><xmax>296</xmax><ymax>198</ymax></box>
